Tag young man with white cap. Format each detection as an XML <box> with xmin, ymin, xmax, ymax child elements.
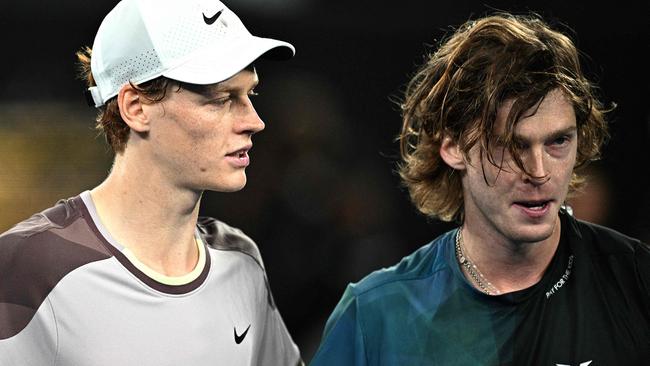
<box><xmin>0</xmin><ymin>0</ymin><xmax>302</xmax><ymax>365</ymax></box>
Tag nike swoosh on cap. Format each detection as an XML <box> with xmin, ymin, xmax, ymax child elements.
<box><xmin>203</xmin><ymin>10</ymin><xmax>223</xmax><ymax>25</ymax></box>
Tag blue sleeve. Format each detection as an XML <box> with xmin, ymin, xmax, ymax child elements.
<box><xmin>309</xmin><ymin>285</ymin><xmax>367</xmax><ymax>366</ymax></box>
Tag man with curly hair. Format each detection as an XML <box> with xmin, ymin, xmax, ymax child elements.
<box><xmin>311</xmin><ymin>12</ymin><xmax>649</xmax><ymax>365</ymax></box>
<box><xmin>0</xmin><ymin>0</ymin><xmax>303</xmax><ymax>365</ymax></box>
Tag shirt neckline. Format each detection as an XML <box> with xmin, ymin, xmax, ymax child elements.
<box><xmin>77</xmin><ymin>190</ymin><xmax>211</xmax><ymax>295</ymax></box>
<box><xmin>446</xmin><ymin>211</ymin><xmax>574</xmax><ymax>304</ymax></box>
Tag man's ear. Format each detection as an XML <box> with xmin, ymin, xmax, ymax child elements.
<box><xmin>440</xmin><ymin>136</ymin><xmax>466</xmax><ymax>170</ymax></box>
<box><xmin>117</xmin><ymin>84</ymin><xmax>151</xmax><ymax>133</ymax></box>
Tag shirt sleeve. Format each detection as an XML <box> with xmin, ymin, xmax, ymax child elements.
<box><xmin>635</xmin><ymin>241</ymin><xmax>650</xmax><ymax>317</ymax></box>
<box><xmin>255</xmin><ymin>287</ymin><xmax>303</xmax><ymax>366</ymax></box>
<box><xmin>0</xmin><ymin>297</ymin><xmax>58</xmax><ymax>366</ymax></box>
<box><xmin>0</xmin><ymin>228</ymin><xmax>59</xmax><ymax>366</ymax></box>
<box><xmin>309</xmin><ymin>285</ymin><xmax>367</xmax><ymax>366</ymax></box>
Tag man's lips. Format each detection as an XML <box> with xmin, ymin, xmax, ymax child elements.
<box><xmin>226</xmin><ymin>144</ymin><xmax>252</xmax><ymax>157</ymax></box>
<box><xmin>225</xmin><ymin>145</ymin><xmax>252</xmax><ymax>167</ymax></box>
<box><xmin>512</xmin><ymin>199</ymin><xmax>553</xmax><ymax>217</ymax></box>
<box><xmin>512</xmin><ymin>199</ymin><xmax>553</xmax><ymax>209</ymax></box>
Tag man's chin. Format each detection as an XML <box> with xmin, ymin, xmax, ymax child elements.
<box><xmin>212</xmin><ymin>184</ymin><xmax>246</xmax><ymax>193</ymax></box>
<box><xmin>511</xmin><ymin>221</ymin><xmax>559</xmax><ymax>244</ymax></box>
<box><xmin>203</xmin><ymin>177</ymin><xmax>247</xmax><ymax>193</ymax></box>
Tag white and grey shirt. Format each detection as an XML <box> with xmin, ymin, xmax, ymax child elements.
<box><xmin>0</xmin><ymin>191</ymin><xmax>302</xmax><ymax>366</ymax></box>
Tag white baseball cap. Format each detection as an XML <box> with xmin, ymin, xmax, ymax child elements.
<box><xmin>87</xmin><ymin>0</ymin><xmax>295</xmax><ymax>107</ymax></box>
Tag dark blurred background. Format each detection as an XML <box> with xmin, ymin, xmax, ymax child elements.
<box><xmin>2</xmin><ymin>0</ymin><xmax>648</xmax><ymax>361</ymax></box>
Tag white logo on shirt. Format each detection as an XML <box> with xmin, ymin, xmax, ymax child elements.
<box><xmin>546</xmin><ymin>254</ymin><xmax>574</xmax><ymax>299</ymax></box>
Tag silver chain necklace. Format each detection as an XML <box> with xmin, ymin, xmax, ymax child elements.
<box><xmin>455</xmin><ymin>229</ymin><xmax>501</xmax><ymax>295</ymax></box>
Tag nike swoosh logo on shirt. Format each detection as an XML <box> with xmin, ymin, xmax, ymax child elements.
<box><xmin>234</xmin><ymin>324</ymin><xmax>251</xmax><ymax>344</ymax></box>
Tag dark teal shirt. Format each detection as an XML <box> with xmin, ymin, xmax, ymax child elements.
<box><xmin>310</xmin><ymin>211</ymin><xmax>650</xmax><ymax>365</ymax></box>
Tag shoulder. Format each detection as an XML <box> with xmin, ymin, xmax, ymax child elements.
<box><xmin>347</xmin><ymin>229</ymin><xmax>455</xmax><ymax>299</ymax></box>
<box><xmin>196</xmin><ymin>216</ymin><xmax>264</xmax><ymax>269</ymax></box>
<box><xmin>196</xmin><ymin>217</ymin><xmax>280</xmax><ymax>309</ymax></box>
<box><xmin>313</xmin><ymin>230</ymin><xmax>457</xmax><ymax>363</ymax></box>
<box><xmin>0</xmin><ymin>196</ymin><xmax>111</xmax><ymax>265</ymax></box>
<box><xmin>2</xmin><ymin>197</ymin><xmax>79</xmax><ymax>239</ymax></box>
<box><xmin>0</xmin><ymin>196</ymin><xmax>111</xmax><ymax>339</ymax></box>
<box><xmin>565</xmin><ymin>211</ymin><xmax>650</xmax><ymax>311</ymax></box>
<box><xmin>566</xmin><ymin>212</ymin><xmax>650</xmax><ymax>285</ymax></box>
<box><xmin>567</xmin><ymin>213</ymin><xmax>646</xmax><ymax>256</ymax></box>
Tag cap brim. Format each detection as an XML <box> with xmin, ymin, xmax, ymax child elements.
<box><xmin>162</xmin><ymin>36</ymin><xmax>294</xmax><ymax>85</ymax></box>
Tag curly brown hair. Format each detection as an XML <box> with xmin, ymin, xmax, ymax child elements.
<box><xmin>398</xmin><ymin>13</ymin><xmax>610</xmax><ymax>222</ymax></box>
<box><xmin>76</xmin><ymin>46</ymin><xmax>177</xmax><ymax>154</ymax></box>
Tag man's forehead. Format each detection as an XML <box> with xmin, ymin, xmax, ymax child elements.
<box><xmin>184</xmin><ymin>67</ymin><xmax>258</xmax><ymax>95</ymax></box>
<box><xmin>210</xmin><ymin>67</ymin><xmax>258</xmax><ymax>91</ymax></box>
<box><xmin>494</xmin><ymin>89</ymin><xmax>576</xmax><ymax>134</ymax></box>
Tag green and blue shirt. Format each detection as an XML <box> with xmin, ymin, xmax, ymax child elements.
<box><xmin>311</xmin><ymin>211</ymin><xmax>650</xmax><ymax>365</ymax></box>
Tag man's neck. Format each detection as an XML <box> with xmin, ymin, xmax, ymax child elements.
<box><xmin>459</xmin><ymin>217</ymin><xmax>561</xmax><ymax>294</ymax></box>
<box><xmin>90</xmin><ymin>154</ymin><xmax>202</xmax><ymax>277</ymax></box>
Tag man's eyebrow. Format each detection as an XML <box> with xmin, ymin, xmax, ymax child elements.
<box><xmin>513</xmin><ymin>126</ymin><xmax>578</xmax><ymax>143</ymax></box>
<box><xmin>181</xmin><ymin>79</ymin><xmax>258</xmax><ymax>97</ymax></box>
<box><xmin>212</xmin><ymin>78</ymin><xmax>259</xmax><ymax>92</ymax></box>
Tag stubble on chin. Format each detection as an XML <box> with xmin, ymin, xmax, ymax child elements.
<box><xmin>508</xmin><ymin>214</ymin><xmax>560</xmax><ymax>246</ymax></box>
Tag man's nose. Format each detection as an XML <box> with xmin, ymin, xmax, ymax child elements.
<box><xmin>237</xmin><ymin>100</ymin><xmax>265</xmax><ymax>135</ymax></box>
<box><xmin>523</xmin><ymin>147</ymin><xmax>550</xmax><ymax>185</ymax></box>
